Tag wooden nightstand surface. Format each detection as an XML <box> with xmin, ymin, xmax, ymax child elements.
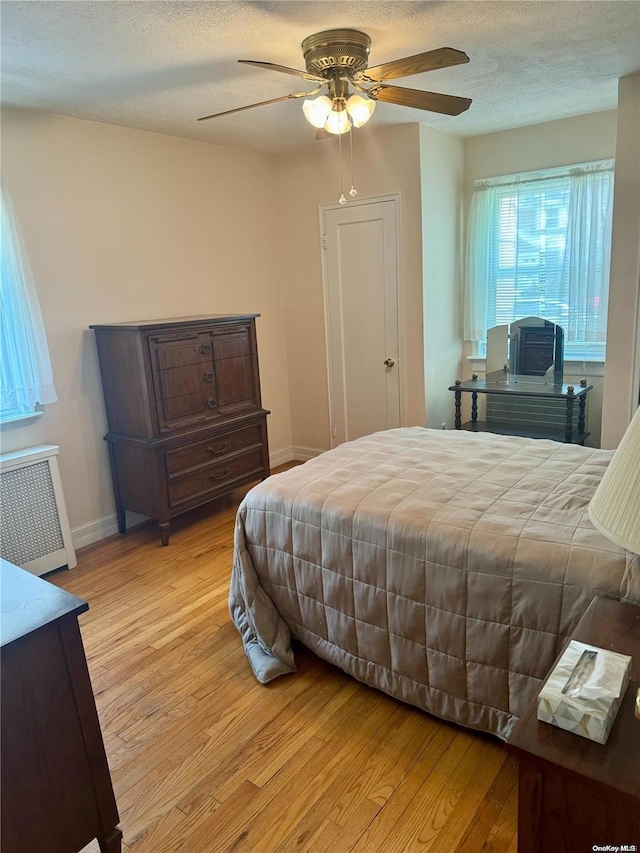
<box><xmin>507</xmin><ymin>596</ymin><xmax>640</xmax><ymax>799</ymax></box>
<box><xmin>507</xmin><ymin>596</ymin><xmax>640</xmax><ymax>853</ymax></box>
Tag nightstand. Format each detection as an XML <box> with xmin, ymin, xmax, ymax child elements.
<box><xmin>1</xmin><ymin>559</ymin><xmax>122</xmax><ymax>852</ymax></box>
<box><xmin>507</xmin><ymin>596</ymin><xmax>640</xmax><ymax>853</ymax></box>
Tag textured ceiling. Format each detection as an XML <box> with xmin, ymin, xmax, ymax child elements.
<box><xmin>2</xmin><ymin>1</ymin><xmax>639</xmax><ymax>153</ymax></box>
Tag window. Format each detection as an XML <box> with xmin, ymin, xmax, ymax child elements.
<box><xmin>1</xmin><ymin>179</ymin><xmax>57</xmax><ymax>421</ymax></box>
<box><xmin>464</xmin><ymin>160</ymin><xmax>615</xmax><ymax>360</ymax></box>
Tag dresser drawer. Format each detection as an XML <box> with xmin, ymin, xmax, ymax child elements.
<box><xmin>168</xmin><ymin>448</ymin><xmax>264</xmax><ymax>508</ymax></box>
<box><xmin>165</xmin><ymin>425</ymin><xmax>262</xmax><ymax>475</ymax></box>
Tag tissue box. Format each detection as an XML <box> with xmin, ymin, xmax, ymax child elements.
<box><xmin>537</xmin><ymin>640</ymin><xmax>632</xmax><ymax>744</ymax></box>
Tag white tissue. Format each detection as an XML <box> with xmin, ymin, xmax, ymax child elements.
<box><xmin>537</xmin><ymin>640</ymin><xmax>632</xmax><ymax>744</ymax></box>
<box><xmin>575</xmin><ymin>648</ymin><xmax>627</xmax><ymax>700</ymax></box>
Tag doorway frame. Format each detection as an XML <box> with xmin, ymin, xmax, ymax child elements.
<box><xmin>319</xmin><ymin>193</ymin><xmax>404</xmax><ymax>449</ymax></box>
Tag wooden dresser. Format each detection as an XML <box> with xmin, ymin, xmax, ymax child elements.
<box><xmin>1</xmin><ymin>559</ymin><xmax>121</xmax><ymax>852</ymax></box>
<box><xmin>90</xmin><ymin>314</ymin><xmax>270</xmax><ymax>545</ymax></box>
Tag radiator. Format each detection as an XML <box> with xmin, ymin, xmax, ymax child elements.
<box><xmin>0</xmin><ymin>445</ymin><xmax>77</xmax><ymax>576</ymax></box>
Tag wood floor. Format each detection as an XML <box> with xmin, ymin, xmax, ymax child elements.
<box><xmin>52</xmin><ymin>472</ymin><xmax>519</xmax><ymax>853</ymax></box>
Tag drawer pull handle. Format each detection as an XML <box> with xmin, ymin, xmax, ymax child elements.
<box><xmin>209</xmin><ymin>467</ymin><xmax>230</xmax><ymax>481</ymax></box>
<box><xmin>200</xmin><ymin>343</ymin><xmax>212</xmax><ymax>355</ymax></box>
<box><xmin>207</xmin><ymin>441</ymin><xmax>228</xmax><ymax>455</ymax></box>
<box><xmin>207</xmin><ymin>399</ymin><xmax>218</xmax><ymax>409</ymax></box>
<box><xmin>203</xmin><ymin>372</ymin><xmax>214</xmax><ymax>383</ymax></box>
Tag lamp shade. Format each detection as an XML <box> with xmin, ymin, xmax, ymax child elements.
<box><xmin>302</xmin><ymin>96</ymin><xmax>332</xmax><ymax>129</ymax></box>
<box><xmin>589</xmin><ymin>405</ymin><xmax>640</xmax><ymax>554</ymax></box>
<box><xmin>324</xmin><ymin>109</ymin><xmax>351</xmax><ymax>135</ymax></box>
<box><xmin>346</xmin><ymin>94</ymin><xmax>376</xmax><ymax>128</ymax></box>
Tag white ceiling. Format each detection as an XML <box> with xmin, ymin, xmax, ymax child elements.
<box><xmin>2</xmin><ymin>1</ymin><xmax>639</xmax><ymax>153</ymax></box>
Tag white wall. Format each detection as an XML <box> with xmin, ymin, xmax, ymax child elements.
<box><xmin>462</xmin><ymin>109</ymin><xmax>619</xmax><ymax>446</ymax></box>
<box><xmin>601</xmin><ymin>72</ymin><xmax>640</xmax><ymax>448</ymax></box>
<box><xmin>274</xmin><ymin>124</ymin><xmax>426</xmax><ymax>455</ymax></box>
<box><xmin>420</xmin><ymin>124</ymin><xmax>464</xmax><ymax>429</ymax></box>
<box><xmin>1</xmin><ymin>108</ymin><xmax>292</xmax><ymax>545</ymax></box>
<box><xmin>463</xmin><ymin>109</ymin><xmax>617</xmax><ymax>197</ymax></box>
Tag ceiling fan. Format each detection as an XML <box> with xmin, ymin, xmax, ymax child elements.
<box><xmin>197</xmin><ymin>29</ymin><xmax>472</xmax><ymax>135</ymax></box>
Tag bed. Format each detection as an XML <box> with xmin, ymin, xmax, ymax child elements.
<box><xmin>230</xmin><ymin>427</ymin><xmax>640</xmax><ymax>739</ymax></box>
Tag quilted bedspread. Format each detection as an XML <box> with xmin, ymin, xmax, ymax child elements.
<box><xmin>230</xmin><ymin>427</ymin><xmax>640</xmax><ymax>739</ymax></box>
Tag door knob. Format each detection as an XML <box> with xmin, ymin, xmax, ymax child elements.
<box><xmin>384</xmin><ymin>358</ymin><xmax>395</xmax><ymax>368</ymax></box>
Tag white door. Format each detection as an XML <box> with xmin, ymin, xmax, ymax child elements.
<box><xmin>322</xmin><ymin>196</ymin><xmax>401</xmax><ymax>446</ymax></box>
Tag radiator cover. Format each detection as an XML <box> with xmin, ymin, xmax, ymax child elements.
<box><xmin>0</xmin><ymin>445</ymin><xmax>77</xmax><ymax>575</ymax></box>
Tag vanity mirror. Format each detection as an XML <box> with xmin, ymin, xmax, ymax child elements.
<box><xmin>486</xmin><ymin>316</ymin><xmax>564</xmax><ymax>386</ymax></box>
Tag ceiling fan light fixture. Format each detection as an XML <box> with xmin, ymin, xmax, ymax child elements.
<box><xmin>346</xmin><ymin>94</ymin><xmax>376</xmax><ymax>128</ymax></box>
<box><xmin>324</xmin><ymin>108</ymin><xmax>351</xmax><ymax>135</ymax></box>
<box><xmin>302</xmin><ymin>94</ymin><xmax>333</xmax><ymax>128</ymax></box>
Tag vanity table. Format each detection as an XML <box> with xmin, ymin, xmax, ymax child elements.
<box><xmin>449</xmin><ymin>377</ymin><xmax>592</xmax><ymax>444</ymax></box>
<box><xmin>454</xmin><ymin>317</ymin><xmax>592</xmax><ymax>444</ymax></box>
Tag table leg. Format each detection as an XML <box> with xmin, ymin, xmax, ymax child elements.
<box><xmin>565</xmin><ymin>396</ymin><xmax>574</xmax><ymax>443</ymax></box>
<box><xmin>471</xmin><ymin>392</ymin><xmax>478</xmax><ymax>425</ymax></box>
<box><xmin>578</xmin><ymin>394</ymin><xmax>586</xmax><ymax>435</ymax></box>
<box><xmin>454</xmin><ymin>390</ymin><xmax>462</xmax><ymax>430</ymax></box>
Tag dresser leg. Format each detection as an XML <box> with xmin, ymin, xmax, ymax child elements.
<box><xmin>159</xmin><ymin>522</ymin><xmax>171</xmax><ymax>546</ymax></box>
<box><xmin>107</xmin><ymin>443</ymin><xmax>126</xmax><ymax>534</ymax></box>
<box><xmin>115</xmin><ymin>504</ymin><xmax>126</xmax><ymax>535</ymax></box>
<box><xmin>98</xmin><ymin>827</ymin><xmax>122</xmax><ymax>853</ymax></box>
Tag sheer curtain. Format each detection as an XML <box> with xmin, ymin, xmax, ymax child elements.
<box><xmin>1</xmin><ymin>178</ymin><xmax>57</xmax><ymax>417</ymax></box>
<box><xmin>464</xmin><ymin>160</ymin><xmax>615</xmax><ymax>359</ymax></box>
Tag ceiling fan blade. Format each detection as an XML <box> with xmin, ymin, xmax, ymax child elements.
<box><xmin>239</xmin><ymin>60</ymin><xmax>325</xmax><ymax>83</ymax></box>
<box><xmin>373</xmin><ymin>85</ymin><xmax>471</xmax><ymax>116</ymax></box>
<box><xmin>197</xmin><ymin>93</ymin><xmax>303</xmax><ymax>122</ymax></box>
<box><xmin>363</xmin><ymin>47</ymin><xmax>469</xmax><ymax>82</ymax></box>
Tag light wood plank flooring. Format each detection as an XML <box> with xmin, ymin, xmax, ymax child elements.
<box><xmin>52</xmin><ymin>473</ymin><xmax>518</xmax><ymax>853</ymax></box>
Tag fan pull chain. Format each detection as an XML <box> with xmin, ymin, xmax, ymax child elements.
<box><xmin>349</xmin><ymin>126</ymin><xmax>357</xmax><ymax>198</ymax></box>
<box><xmin>338</xmin><ymin>128</ymin><xmax>346</xmax><ymax>205</ymax></box>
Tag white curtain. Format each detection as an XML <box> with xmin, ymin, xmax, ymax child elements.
<box><xmin>464</xmin><ymin>160</ymin><xmax>615</xmax><ymax>359</ymax></box>
<box><xmin>1</xmin><ymin>178</ymin><xmax>57</xmax><ymax>415</ymax></box>
<box><xmin>561</xmin><ymin>165</ymin><xmax>613</xmax><ymax>346</ymax></box>
<box><xmin>464</xmin><ymin>186</ymin><xmax>499</xmax><ymax>343</ymax></box>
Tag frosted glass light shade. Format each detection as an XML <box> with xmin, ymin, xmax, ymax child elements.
<box><xmin>589</xmin><ymin>405</ymin><xmax>640</xmax><ymax>554</ymax></box>
<box><xmin>302</xmin><ymin>95</ymin><xmax>332</xmax><ymax>128</ymax></box>
<box><xmin>324</xmin><ymin>109</ymin><xmax>351</xmax><ymax>135</ymax></box>
<box><xmin>346</xmin><ymin>94</ymin><xmax>376</xmax><ymax>128</ymax></box>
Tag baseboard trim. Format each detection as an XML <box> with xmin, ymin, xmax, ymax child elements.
<box><xmin>72</xmin><ymin>510</ymin><xmax>149</xmax><ymax>550</ymax></box>
<box><xmin>292</xmin><ymin>445</ymin><xmax>326</xmax><ymax>461</ymax></box>
<box><xmin>269</xmin><ymin>446</ymin><xmax>295</xmax><ymax>467</ymax></box>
